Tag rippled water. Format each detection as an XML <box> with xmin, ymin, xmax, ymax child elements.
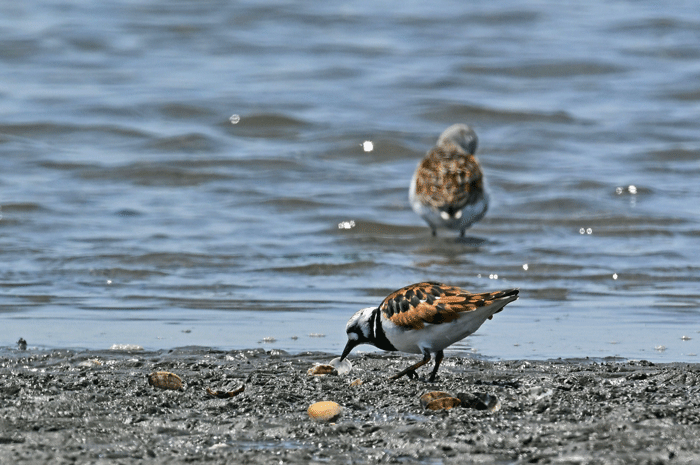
<box><xmin>1</xmin><ymin>1</ymin><xmax>699</xmax><ymax>362</ymax></box>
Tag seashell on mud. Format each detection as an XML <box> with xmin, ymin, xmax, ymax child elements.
<box><xmin>328</xmin><ymin>357</ymin><xmax>352</xmax><ymax>375</ymax></box>
<box><xmin>424</xmin><ymin>397</ymin><xmax>461</xmax><ymax>411</ymax></box>
<box><xmin>307</xmin><ymin>401</ymin><xmax>342</xmax><ymax>422</ymax></box>
<box><xmin>457</xmin><ymin>392</ymin><xmax>501</xmax><ymax>412</ymax></box>
<box><xmin>77</xmin><ymin>359</ymin><xmax>102</xmax><ymax>368</ymax></box>
<box><xmin>419</xmin><ymin>391</ymin><xmax>453</xmax><ymax>409</ymax></box>
<box><xmin>206</xmin><ymin>385</ymin><xmax>244</xmax><ymax>398</ymax></box>
<box><xmin>110</xmin><ymin>344</ymin><xmax>144</xmax><ymax>351</ymax></box>
<box><xmin>307</xmin><ymin>364</ymin><xmax>338</xmax><ymax>376</ymax></box>
<box><xmin>147</xmin><ymin>371</ymin><xmax>184</xmax><ymax>391</ymax></box>
<box><xmin>349</xmin><ymin>378</ymin><xmax>363</xmax><ymax>387</ymax></box>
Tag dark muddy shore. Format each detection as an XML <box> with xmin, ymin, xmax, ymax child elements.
<box><xmin>1</xmin><ymin>347</ymin><xmax>699</xmax><ymax>464</ymax></box>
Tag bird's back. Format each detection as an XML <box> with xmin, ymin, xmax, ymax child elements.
<box><xmin>412</xmin><ymin>143</ymin><xmax>485</xmax><ymax>211</ymax></box>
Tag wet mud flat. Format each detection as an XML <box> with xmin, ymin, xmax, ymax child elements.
<box><xmin>1</xmin><ymin>348</ymin><xmax>699</xmax><ymax>464</ymax></box>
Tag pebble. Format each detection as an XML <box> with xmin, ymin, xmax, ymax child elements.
<box><xmin>307</xmin><ymin>401</ymin><xmax>342</xmax><ymax>422</ymax></box>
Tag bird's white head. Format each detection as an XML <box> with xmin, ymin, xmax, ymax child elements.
<box><xmin>437</xmin><ymin>124</ymin><xmax>478</xmax><ymax>155</ymax></box>
<box><xmin>340</xmin><ymin>306</ymin><xmax>374</xmax><ymax>361</ymax></box>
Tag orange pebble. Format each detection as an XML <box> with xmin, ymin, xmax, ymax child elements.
<box><xmin>307</xmin><ymin>401</ymin><xmax>342</xmax><ymax>422</ymax></box>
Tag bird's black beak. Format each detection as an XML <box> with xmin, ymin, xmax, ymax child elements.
<box><xmin>340</xmin><ymin>339</ymin><xmax>358</xmax><ymax>362</ymax></box>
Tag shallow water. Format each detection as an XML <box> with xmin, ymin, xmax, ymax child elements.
<box><xmin>1</xmin><ymin>1</ymin><xmax>699</xmax><ymax>362</ymax></box>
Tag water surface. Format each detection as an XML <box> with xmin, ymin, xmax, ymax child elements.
<box><xmin>1</xmin><ymin>0</ymin><xmax>699</xmax><ymax>362</ymax></box>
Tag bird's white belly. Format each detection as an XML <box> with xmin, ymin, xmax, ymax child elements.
<box><xmin>409</xmin><ymin>173</ymin><xmax>489</xmax><ymax>231</ymax></box>
<box><xmin>384</xmin><ymin>314</ymin><xmax>489</xmax><ymax>354</ymax></box>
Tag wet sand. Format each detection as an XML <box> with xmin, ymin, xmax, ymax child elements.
<box><xmin>1</xmin><ymin>347</ymin><xmax>699</xmax><ymax>464</ymax></box>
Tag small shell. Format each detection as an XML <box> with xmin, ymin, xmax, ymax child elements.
<box><xmin>206</xmin><ymin>385</ymin><xmax>244</xmax><ymax>398</ymax></box>
<box><xmin>308</xmin><ymin>401</ymin><xmax>342</xmax><ymax>422</ymax></box>
<box><xmin>419</xmin><ymin>391</ymin><xmax>453</xmax><ymax>409</ymax></box>
<box><xmin>147</xmin><ymin>371</ymin><xmax>183</xmax><ymax>391</ymax></box>
<box><xmin>457</xmin><ymin>392</ymin><xmax>501</xmax><ymax>412</ymax></box>
<box><xmin>425</xmin><ymin>397</ymin><xmax>461</xmax><ymax>411</ymax></box>
<box><xmin>328</xmin><ymin>357</ymin><xmax>352</xmax><ymax>375</ymax></box>
<box><xmin>349</xmin><ymin>379</ymin><xmax>363</xmax><ymax>387</ymax></box>
<box><xmin>77</xmin><ymin>359</ymin><xmax>102</xmax><ymax>368</ymax></box>
<box><xmin>307</xmin><ymin>364</ymin><xmax>338</xmax><ymax>376</ymax></box>
<box><xmin>111</xmin><ymin>344</ymin><xmax>144</xmax><ymax>351</ymax></box>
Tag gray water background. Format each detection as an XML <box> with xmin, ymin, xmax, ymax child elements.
<box><xmin>1</xmin><ymin>0</ymin><xmax>699</xmax><ymax>362</ymax></box>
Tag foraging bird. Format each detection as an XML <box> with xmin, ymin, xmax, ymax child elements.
<box><xmin>409</xmin><ymin>124</ymin><xmax>488</xmax><ymax>236</ymax></box>
<box><xmin>340</xmin><ymin>282</ymin><xmax>518</xmax><ymax>382</ymax></box>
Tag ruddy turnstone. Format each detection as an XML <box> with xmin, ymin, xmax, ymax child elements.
<box><xmin>339</xmin><ymin>282</ymin><xmax>518</xmax><ymax>382</ymax></box>
<box><xmin>409</xmin><ymin>124</ymin><xmax>489</xmax><ymax>236</ymax></box>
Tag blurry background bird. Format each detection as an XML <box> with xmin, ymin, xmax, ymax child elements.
<box><xmin>409</xmin><ymin>124</ymin><xmax>489</xmax><ymax>237</ymax></box>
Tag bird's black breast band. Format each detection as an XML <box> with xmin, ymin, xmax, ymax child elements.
<box><xmin>369</xmin><ymin>307</ymin><xmax>397</xmax><ymax>352</ymax></box>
